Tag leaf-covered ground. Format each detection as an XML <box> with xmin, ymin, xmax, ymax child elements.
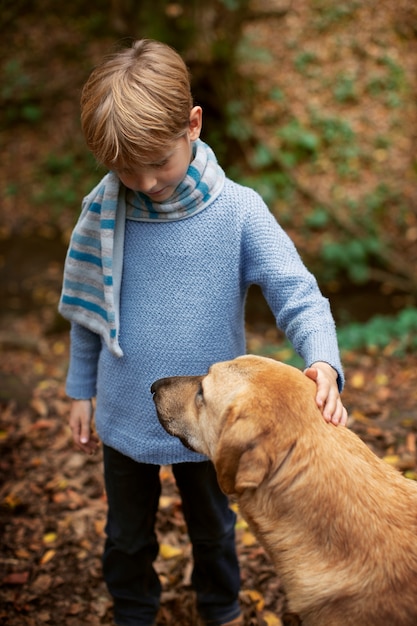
<box><xmin>1</xmin><ymin>312</ymin><xmax>417</xmax><ymax>626</ymax></box>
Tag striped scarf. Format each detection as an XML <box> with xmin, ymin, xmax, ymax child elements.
<box><xmin>58</xmin><ymin>140</ymin><xmax>225</xmax><ymax>357</ymax></box>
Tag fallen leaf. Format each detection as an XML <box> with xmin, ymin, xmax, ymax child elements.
<box><xmin>159</xmin><ymin>543</ymin><xmax>183</xmax><ymax>560</ymax></box>
<box><xmin>40</xmin><ymin>549</ymin><xmax>56</xmax><ymax>565</ymax></box>
<box><xmin>351</xmin><ymin>372</ymin><xmax>365</xmax><ymax>389</ymax></box>
<box><xmin>15</xmin><ymin>548</ymin><xmax>31</xmax><ymax>559</ymax></box>
<box><xmin>240</xmin><ymin>588</ymin><xmax>265</xmax><ymax>611</ymax></box>
<box><xmin>242</xmin><ymin>531</ymin><xmax>257</xmax><ymax>547</ymax></box>
<box><xmin>374</xmin><ymin>373</ymin><xmax>389</xmax><ymax>386</ymax></box>
<box><xmin>406</xmin><ymin>432</ymin><xmax>416</xmax><ymax>454</ymax></box>
<box><xmin>235</xmin><ymin>518</ymin><xmax>249</xmax><ymax>531</ymax></box>
<box><xmin>350</xmin><ymin>410</ymin><xmax>372</xmax><ymax>424</ymax></box>
<box><xmin>2</xmin><ymin>571</ymin><xmax>29</xmax><ymax>585</ymax></box>
<box><xmin>383</xmin><ymin>455</ymin><xmax>400</xmax><ymax>466</ymax></box>
<box><xmin>30</xmin><ymin>398</ymin><xmax>48</xmax><ymax>417</ymax></box>
<box><xmin>67</xmin><ymin>603</ymin><xmax>83</xmax><ymax>615</ymax></box>
<box><xmin>94</xmin><ymin>519</ymin><xmax>106</xmax><ymax>537</ymax></box>
<box><xmin>159</xmin><ymin>495</ymin><xmax>176</xmax><ymax>509</ymax></box>
<box><xmin>262</xmin><ymin>611</ymin><xmax>283</xmax><ymax>626</ymax></box>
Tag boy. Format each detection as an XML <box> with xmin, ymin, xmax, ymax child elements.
<box><xmin>59</xmin><ymin>39</ymin><xmax>346</xmax><ymax>626</ymax></box>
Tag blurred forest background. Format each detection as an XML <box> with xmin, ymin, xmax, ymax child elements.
<box><xmin>2</xmin><ymin>1</ymin><xmax>417</xmax><ymax>625</ymax></box>
<box><xmin>1</xmin><ymin>0</ymin><xmax>417</xmax><ymax>349</ymax></box>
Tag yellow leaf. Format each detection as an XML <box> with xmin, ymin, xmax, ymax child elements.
<box><xmin>53</xmin><ymin>341</ymin><xmax>66</xmax><ymax>355</ymax></box>
<box><xmin>230</xmin><ymin>502</ymin><xmax>239</xmax><ymax>514</ymax></box>
<box><xmin>351</xmin><ymin>372</ymin><xmax>365</xmax><ymax>389</ymax></box>
<box><xmin>37</xmin><ymin>379</ymin><xmax>52</xmax><ymax>390</ymax></box>
<box><xmin>235</xmin><ymin>518</ymin><xmax>249</xmax><ymax>531</ymax></box>
<box><xmin>404</xmin><ymin>470</ymin><xmax>417</xmax><ymax>481</ymax></box>
<box><xmin>43</xmin><ymin>532</ymin><xmax>57</xmax><ymax>545</ymax></box>
<box><xmin>159</xmin><ymin>495</ymin><xmax>176</xmax><ymax>509</ymax></box>
<box><xmin>40</xmin><ymin>549</ymin><xmax>56</xmax><ymax>565</ymax></box>
<box><xmin>240</xmin><ymin>589</ymin><xmax>265</xmax><ymax>610</ymax></box>
<box><xmin>159</xmin><ymin>543</ymin><xmax>183</xmax><ymax>560</ymax></box>
<box><xmin>272</xmin><ymin>348</ymin><xmax>294</xmax><ymax>362</ymax></box>
<box><xmin>383</xmin><ymin>455</ymin><xmax>400</xmax><ymax>466</ymax></box>
<box><xmin>242</xmin><ymin>531</ymin><xmax>257</xmax><ymax>547</ymax></box>
<box><xmin>374</xmin><ymin>373</ymin><xmax>388</xmax><ymax>386</ymax></box>
<box><xmin>262</xmin><ymin>611</ymin><xmax>283</xmax><ymax>626</ymax></box>
<box><xmin>34</xmin><ymin>362</ymin><xmax>46</xmax><ymax>375</ymax></box>
<box><xmin>350</xmin><ymin>410</ymin><xmax>371</xmax><ymax>424</ymax></box>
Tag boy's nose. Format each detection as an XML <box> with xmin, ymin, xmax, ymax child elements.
<box><xmin>136</xmin><ymin>173</ymin><xmax>158</xmax><ymax>194</ymax></box>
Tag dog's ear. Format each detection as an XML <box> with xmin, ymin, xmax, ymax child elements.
<box><xmin>217</xmin><ymin>440</ymin><xmax>270</xmax><ymax>495</ymax></box>
<box><xmin>214</xmin><ymin>406</ymin><xmax>272</xmax><ymax>495</ymax></box>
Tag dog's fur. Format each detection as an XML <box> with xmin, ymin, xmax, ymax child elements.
<box><xmin>152</xmin><ymin>355</ymin><xmax>417</xmax><ymax>626</ymax></box>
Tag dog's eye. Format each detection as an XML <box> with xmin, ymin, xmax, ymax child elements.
<box><xmin>196</xmin><ymin>382</ymin><xmax>204</xmax><ymax>406</ymax></box>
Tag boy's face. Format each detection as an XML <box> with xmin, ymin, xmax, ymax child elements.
<box><xmin>115</xmin><ymin>106</ymin><xmax>202</xmax><ymax>203</ymax></box>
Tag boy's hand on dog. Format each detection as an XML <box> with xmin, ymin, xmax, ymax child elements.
<box><xmin>305</xmin><ymin>363</ymin><xmax>348</xmax><ymax>426</ymax></box>
<box><xmin>69</xmin><ymin>399</ymin><xmax>99</xmax><ymax>454</ymax></box>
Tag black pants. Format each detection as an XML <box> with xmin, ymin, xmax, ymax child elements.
<box><xmin>103</xmin><ymin>445</ymin><xmax>241</xmax><ymax>626</ymax></box>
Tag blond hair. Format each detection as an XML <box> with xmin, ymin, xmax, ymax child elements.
<box><xmin>81</xmin><ymin>39</ymin><xmax>193</xmax><ymax>168</ymax></box>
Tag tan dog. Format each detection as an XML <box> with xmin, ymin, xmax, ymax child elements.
<box><xmin>151</xmin><ymin>355</ymin><xmax>417</xmax><ymax>626</ymax></box>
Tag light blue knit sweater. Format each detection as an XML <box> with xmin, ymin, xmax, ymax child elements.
<box><xmin>65</xmin><ymin>172</ymin><xmax>344</xmax><ymax>464</ymax></box>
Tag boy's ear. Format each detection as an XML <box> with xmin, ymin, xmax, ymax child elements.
<box><xmin>189</xmin><ymin>106</ymin><xmax>202</xmax><ymax>140</ymax></box>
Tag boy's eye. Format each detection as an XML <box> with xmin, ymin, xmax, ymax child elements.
<box><xmin>152</xmin><ymin>159</ymin><xmax>169</xmax><ymax>168</ymax></box>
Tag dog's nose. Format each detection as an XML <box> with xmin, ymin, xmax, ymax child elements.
<box><xmin>150</xmin><ymin>377</ymin><xmax>170</xmax><ymax>394</ymax></box>
<box><xmin>150</xmin><ymin>380</ymin><xmax>160</xmax><ymax>394</ymax></box>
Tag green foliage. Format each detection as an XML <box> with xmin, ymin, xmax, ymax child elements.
<box><xmin>366</xmin><ymin>55</ymin><xmax>407</xmax><ymax>108</ymax></box>
<box><xmin>294</xmin><ymin>51</ymin><xmax>319</xmax><ymax>75</ymax></box>
<box><xmin>305</xmin><ymin>206</ymin><xmax>330</xmax><ymax>229</ymax></box>
<box><xmin>32</xmin><ymin>151</ymin><xmax>103</xmax><ymax>214</ymax></box>
<box><xmin>1</xmin><ymin>59</ymin><xmax>42</xmax><ymax>125</ymax></box>
<box><xmin>238</xmin><ymin>171</ymin><xmax>294</xmax><ymax>208</ymax></box>
<box><xmin>309</xmin><ymin>112</ymin><xmax>360</xmax><ymax>175</ymax></box>
<box><xmin>320</xmin><ymin>236</ymin><xmax>381</xmax><ymax>284</ymax></box>
<box><xmin>312</xmin><ymin>0</ymin><xmax>361</xmax><ymax>31</ymax></box>
<box><xmin>225</xmin><ymin>100</ymin><xmax>253</xmax><ymax>141</ymax></box>
<box><xmin>251</xmin><ymin>308</ymin><xmax>417</xmax><ymax>367</ymax></box>
<box><xmin>337</xmin><ymin>308</ymin><xmax>417</xmax><ymax>355</ymax></box>
<box><xmin>313</xmin><ymin>0</ymin><xmax>361</xmax><ymax>32</ymax></box>
<box><xmin>333</xmin><ymin>73</ymin><xmax>358</xmax><ymax>103</ymax></box>
<box><xmin>276</xmin><ymin>120</ymin><xmax>320</xmax><ymax>166</ymax></box>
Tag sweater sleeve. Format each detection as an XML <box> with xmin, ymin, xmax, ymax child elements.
<box><xmin>65</xmin><ymin>322</ymin><xmax>102</xmax><ymax>399</ymax></box>
<box><xmin>241</xmin><ymin>192</ymin><xmax>344</xmax><ymax>390</ymax></box>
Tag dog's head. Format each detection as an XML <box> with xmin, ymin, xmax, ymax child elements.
<box><xmin>151</xmin><ymin>355</ymin><xmax>318</xmax><ymax>495</ymax></box>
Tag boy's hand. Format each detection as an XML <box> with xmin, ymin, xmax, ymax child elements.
<box><xmin>69</xmin><ymin>399</ymin><xmax>99</xmax><ymax>454</ymax></box>
<box><xmin>304</xmin><ymin>362</ymin><xmax>348</xmax><ymax>426</ymax></box>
